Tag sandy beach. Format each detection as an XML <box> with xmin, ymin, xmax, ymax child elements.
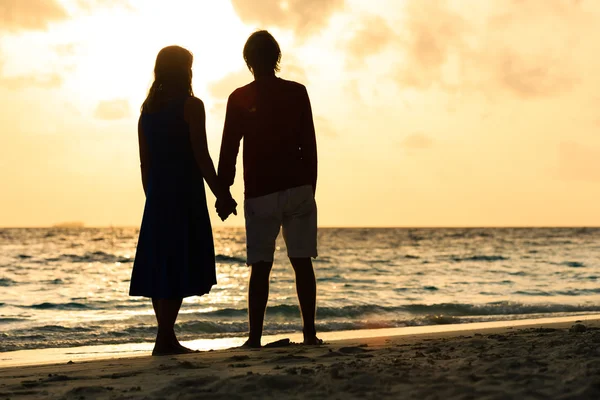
<box><xmin>1</xmin><ymin>317</ymin><xmax>599</xmax><ymax>399</ymax></box>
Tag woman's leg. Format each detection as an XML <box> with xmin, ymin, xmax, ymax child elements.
<box><xmin>151</xmin><ymin>298</ymin><xmax>194</xmax><ymax>355</ymax></box>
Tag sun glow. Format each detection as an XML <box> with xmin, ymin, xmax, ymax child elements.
<box><xmin>34</xmin><ymin>1</ymin><xmax>253</xmax><ymax>121</ymax></box>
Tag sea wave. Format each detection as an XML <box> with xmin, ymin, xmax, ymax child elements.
<box><xmin>0</xmin><ymin>317</ymin><xmax>27</xmax><ymax>324</ymax></box>
<box><xmin>451</xmin><ymin>255</ymin><xmax>509</xmax><ymax>262</ymax></box>
<box><xmin>45</xmin><ymin>251</ymin><xmax>133</xmax><ymax>264</ymax></box>
<box><xmin>17</xmin><ymin>300</ymin><xmax>147</xmax><ymax>311</ymax></box>
<box><xmin>2</xmin><ymin>301</ymin><xmax>600</xmax><ymax>352</ymax></box>
<box><xmin>406</xmin><ymin>302</ymin><xmax>600</xmax><ymax>316</ymax></box>
<box><xmin>195</xmin><ymin>302</ymin><xmax>600</xmax><ymax>319</ymax></box>
<box><xmin>2</xmin><ymin>305</ymin><xmax>598</xmax><ymax>353</ymax></box>
<box><xmin>10</xmin><ymin>298</ymin><xmax>600</xmax><ymax>319</ymax></box>
<box><xmin>0</xmin><ymin>278</ymin><xmax>17</xmax><ymax>287</ymax></box>
<box><xmin>514</xmin><ymin>288</ymin><xmax>600</xmax><ymax>296</ymax></box>
<box><xmin>0</xmin><ymin>319</ymin><xmax>445</xmax><ymax>352</ymax></box>
<box><xmin>562</xmin><ymin>261</ymin><xmax>585</xmax><ymax>268</ymax></box>
<box><xmin>27</xmin><ymin>302</ymin><xmax>94</xmax><ymax>310</ymax></box>
<box><xmin>215</xmin><ymin>254</ymin><xmax>246</xmax><ymax>264</ymax></box>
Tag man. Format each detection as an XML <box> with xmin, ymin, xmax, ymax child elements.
<box><xmin>217</xmin><ymin>30</ymin><xmax>320</xmax><ymax>348</ymax></box>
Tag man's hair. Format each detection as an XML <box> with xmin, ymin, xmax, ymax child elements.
<box><xmin>243</xmin><ymin>30</ymin><xmax>281</xmax><ymax>75</ymax></box>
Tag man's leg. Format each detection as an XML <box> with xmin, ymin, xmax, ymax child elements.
<box><xmin>282</xmin><ymin>185</ymin><xmax>319</xmax><ymax>344</ymax></box>
<box><xmin>244</xmin><ymin>192</ymin><xmax>282</xmax><ymax>348</ymax></box>
<box><xmin>289</xmin><ymin>257</ymin><xmax>318</xmax><ymax>344</ymax></box>
<box><xmin>246</xmin><ymin>261</ymin><xmax>273</xmax><ymax>347</ymax></box>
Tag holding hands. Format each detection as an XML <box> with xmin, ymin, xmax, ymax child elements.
<box><xmin>216</xmin><ymin>192</ymin><xmax>237</xmax><ymax>221</ymax></box>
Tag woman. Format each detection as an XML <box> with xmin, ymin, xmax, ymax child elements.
<box><xmin>130</xmin><ymin>45</ymin><xmax>236</xmax><ymax>356</ymax></box>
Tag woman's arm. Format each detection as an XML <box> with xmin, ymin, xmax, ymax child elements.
<box><xmin>138</xmin><ymin>116</ymin><xmax>150</xmax><ymax>196</ymax></box>
<box><xmin>184</xmin><ymin>96</ymin><xmax>233</xmax><ymax>204</ymax></box>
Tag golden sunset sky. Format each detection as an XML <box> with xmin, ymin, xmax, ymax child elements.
<box><xmin>1</xmin><ymin>0</ymin><xmax>599</xmax><ymax>227</ymax></box>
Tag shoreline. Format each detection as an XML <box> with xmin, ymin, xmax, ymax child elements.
<box><xmin>1</xmin><ymin>315</ymin><xmax>599</xmax><ymax>399</ymax></box>
<box><xmin>2</xmin><ymin>314</ymin><xmax>598</xmax><ymax>369</ymax></box>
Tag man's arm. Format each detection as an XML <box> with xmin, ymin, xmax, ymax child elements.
<box><xmin>301</xmin><ymin>86</ymin><xmax>317</xmax><ymax>194</ymax></box>
<box><xmin>218</xmin><ymin>93</ymin><xmax>244</xmax><ymax>189</ymax></box>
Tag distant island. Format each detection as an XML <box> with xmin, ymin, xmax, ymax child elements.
<box><xmin>51</xmin><ymin>222</ymin><xmax>85</xmax><ymax>228</ymax></box>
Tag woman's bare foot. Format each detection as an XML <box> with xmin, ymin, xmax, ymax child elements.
<box><xmin>152</xmin><ymin>331</ymin><xmax>197</xmax><ymax>356</ymax></box>
<box><xmin>152</xmin><ymin>344</ymin><xmax>196</xmax><ymax>356</ymax></box>
<box><xmin>302</xmin><ymin>327</ymin><xmax>323</xmax><ymax>345</ymax></box>
<box><xmin>241</xmin><ymin>338</ymin><xmax>261</xmax><ymax>349</ymax></box>
<box><xmin>303</xmin><ymin>336</ymin><xmax>324</xmax><ymax>345</ymax></box>
<box><xmin>174</xmin><ymin>342</ymin><xmax>198</xmax><ymax>354</ymax></box>
<box><xmin>170</xmin><ymin>335</ymin><xmax>197</xmax><ymax>352</ymax></box>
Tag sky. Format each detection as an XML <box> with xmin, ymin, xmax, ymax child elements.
<box><xmin>0</xmin><ymin>0</ymin><xmax>599</xmax><ymax>227</ymax></box>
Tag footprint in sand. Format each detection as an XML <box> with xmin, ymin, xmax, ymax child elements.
<box><xmin>269</xmin><ymin>354</ymin><xmax>311</xmax><ymax>363</ymax></box>
<box><xmin>228</xmin><ymin>355</ymin><xmax>251</xmax><ymax>362</ymax></box>
<box><xmin>338</xmin><ymin>346</ymin><xmax>372</xmax><ymax>354</ymax></box>
<box><xmin>62</xmin><ymin>385</ymin><xmax>115</xmax><ymax>399</ymax></box>
<box><xmin>100</xmin><ymin>371</ymin><xmax>140</xmax><ymax>379</ymax></box>
<box><xmin>320</xmin><ymin>350</ymin><xmax>348</xmax><ymax>358</ymax></box>
<box><xmin>158</xmin><ymin>361</ymin><xmax>207</xmax><ymax>371</ymax></box>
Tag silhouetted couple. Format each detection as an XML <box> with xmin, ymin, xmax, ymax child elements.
<box><xmin>129</xmin><ymin>31</ymin><xmax>319</xmax><ymax>356</ymax></box>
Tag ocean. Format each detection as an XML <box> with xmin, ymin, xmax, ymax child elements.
<box><xmin>1</xmin><ymin>227</ymin><xmax>599</xmax><ymax>353</ymax></box>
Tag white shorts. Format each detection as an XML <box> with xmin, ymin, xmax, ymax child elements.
<box><xmin>244</xmin><ymin>185</ymin><xmax>318</xmax><ymax>265</ymax></box>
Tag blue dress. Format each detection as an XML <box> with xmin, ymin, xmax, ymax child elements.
<box><xmin>130</xmin><ymin>96</ymin><xmax>216</xmax><ymax>299</ymax></box>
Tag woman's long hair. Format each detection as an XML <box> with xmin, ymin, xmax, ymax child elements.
<box><xmin>141</xmin><ymin>46</ymin><xmax>194</xmax><ymax>114</ymax></box>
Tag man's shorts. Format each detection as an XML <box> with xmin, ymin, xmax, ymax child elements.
<box><xmin>244</xmin><ymin>184</ymin><xmax>318</xmax><ymax>265</ymax></box>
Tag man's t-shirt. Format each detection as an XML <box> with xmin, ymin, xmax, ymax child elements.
<box><xmin>217</xmin><ymin>76</ymin><xmax>317</xmax><ymax>199</ymax></box>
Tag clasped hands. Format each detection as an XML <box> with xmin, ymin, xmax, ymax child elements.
<box><xmin>215</xmin><ymin>194</ymin><xmax>237</xmax><ymax>221</ymax></box>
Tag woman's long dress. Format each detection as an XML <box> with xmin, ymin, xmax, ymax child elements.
<box><xmin>129</xmin><ymin>96</ymin><xmax>216</xmax><ymax>299</ymax></box>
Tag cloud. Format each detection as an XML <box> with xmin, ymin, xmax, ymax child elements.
<box><xmin>0</xmin><ymin>58</ymin><xmax>63</xmax><ymax>89</ymax></box>
<box><xmin>279</xmin><ymin>54</ymin><xmax>308</xmax><ymax>83</ymax></box>
<box><xmin>400</xmin><ymin>133</ymin><xmax>433</xmax><ymax>150</ymax></box>
<box><xmin>496</xmin><ymin>50</ymin><xmax>576</xmax><ymax>98</ymax></box>
<box><xmin>394</xmin><ymin>0</ymin><xmax>469</xmax><ymax>90</ymax></box>
<box><xmin>557</xmin><ymin>141</ymin><xmax>600</xmax><ymax>182</ymax></box>
<box><xmin>0</xmin><ymin>73</ymin><xmax>63</xmax><ymax>89</ymax></box>
<box><xmin>208</xmin><ymin>69</ymin><xmax>253</xmax><ymax>100</ymax></box>
<box><xmin>75</xmin><ymin>0</ymin><xmax>134</xmax><ymax>12</ymax></box>
<box><xmin>0</xmin><ymin>0</ymin><xmax>134</xmax><ymax>32</ymax></box>
<box><xmin>314</xmin><ymin>116</ymin><xmax>337</xmax><ymax>138</ymax></box>
<box><xmin>94</xmin><ymin>99</ymin><xmax>130</xmax><ymax>120</ymax></box>
<box><xmin>231</xmin><ymin>0</ymin><xmax>345</xmax><ymax>38</ymax></box>
<box><xmin>53</xmin><ymin>43</ymin><xmax>81</xmax><ymax>57</ymax></box>
<box><xmin>0</xmin><ymin>0</ymin><xmax>68</xmax><ymax>31</ymax></box>
<box><xmin>388</xmin><ymin>0</ymin><xmax>589</xmax><ymax>98</ymax></box>
<box><xmin>345</xmin><ymin>15</ymin><xmax>395</xmax><ymax>63</ymax></box>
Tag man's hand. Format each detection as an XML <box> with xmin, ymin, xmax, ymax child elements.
<box><xmin>216</xmin><ymin>196</ymin><xmax>238</xmax><ymax>221</ymax></box>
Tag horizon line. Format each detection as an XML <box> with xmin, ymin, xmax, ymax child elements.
<box><xmin>1</xmin><ymin>225</ymin><xmax>599</xmax><ymax>229</ymax></box>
